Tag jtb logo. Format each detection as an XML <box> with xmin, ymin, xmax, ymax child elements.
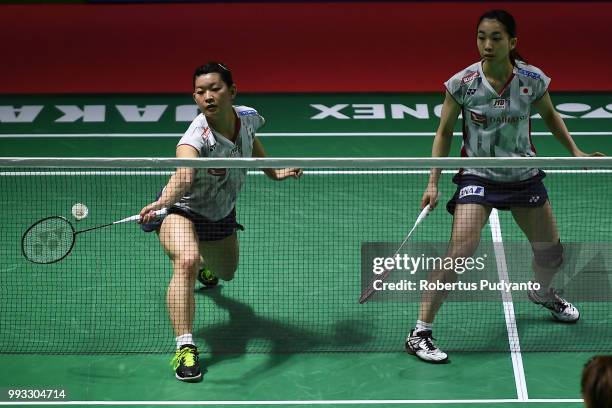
<box><xmin>492</xmin><ymin>99</ymin><xmax>508</xmax><ymax>109</ymax></box>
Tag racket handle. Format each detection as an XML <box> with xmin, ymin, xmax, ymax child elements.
<box><xmin>153</xmin><ymin>208</ymin><xmax>168</xmax><ymax>218</ymax></box>
<box><xmin>414</xmin><ymin>205</ymin><xmax>431</xmax><ymax>226</ymax></box>
<box><xmin>415</xmin><ymin>193</ymin><xmax>438</xmax><ymax>225</ymax></box>
<box><xmin>115</xmin><ymin>208</ymin><xmax>168</xmax><ymax>224</ymax></box>
<box><xmin>360</xmin><ymin>203</ymin><xmax>435</xmax><ymax>304</ymax></box>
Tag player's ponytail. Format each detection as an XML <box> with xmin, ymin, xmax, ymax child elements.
<box><xmin>478</xmin><ymin>10</ymin><xmax>527</xmax><ymax>66</ymax></box>
<box><xmin>510</xmin><ymin>49</ymin><xmax>527</xmax><ymax>66</ymax></box>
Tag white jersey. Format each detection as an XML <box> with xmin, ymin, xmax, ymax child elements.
<box><xmin>173</xmin><ymin>105</ymin><xmax>265</xmax><ymax>221</ymax></box>
<box><xmin>445</xmin><ymin>60</ymin><xmax>550</xmax><ymax>182</ymax></box>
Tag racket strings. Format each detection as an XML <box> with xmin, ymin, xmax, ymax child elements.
<box><xmin>22</xmin><ymin>217</ymin><xmax>75</xmax><ymax>264</ymax></box>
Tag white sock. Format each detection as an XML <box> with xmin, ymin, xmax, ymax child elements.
<box><xmin>415</xmin><ymin>320</ymin><xmax>433</xmax><ymax>334</ymax></box>
<box><xmin>176</xmin><ymin>333</ymin><xmax>194</xmax><ymax>349</ymax></box>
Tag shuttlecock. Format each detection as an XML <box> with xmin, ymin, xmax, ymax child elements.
<box><xmin>71</xmin><ymin>203</ymin><xmax>89</xmax><ymax>221</ymax></box>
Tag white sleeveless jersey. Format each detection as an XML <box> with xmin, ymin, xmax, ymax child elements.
<box><xmin>173</xmin><ymin>105</ymin><xmax>265</xmax><ymax>221</ymax></box>
<box><xmin>445</xmin><ymin>61</ymin><xmax>550</xmax><ymax>181</ymax></box>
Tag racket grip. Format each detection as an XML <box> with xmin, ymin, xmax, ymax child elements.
<box><xmin>415</xmin><ymin>193</ymin><xmax>438</xmax><ymax>224</ymax></box>
<box><xmin>115</xmin><ymin>208</ymin><xmax>168</xmax><ymax>224</ymax></box>
<box><xmin>154</xmin><ymin>208</ymin><xmax>168</xmax><ymax>218</ymax></box>
<box><xmin>415</xmin><ymin>205</ymin><xmax>431</xmax><ymax>225</ymax></box>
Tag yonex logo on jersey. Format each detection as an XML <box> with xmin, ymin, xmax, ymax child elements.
<box><xmin>239</xmin><ymin>110</ymin><xmax>258</xmax><ymax>116</ymax></box>
<box><xmin>492</xmin><ymin>99</ymin><xmax>509</xmax><ymax>109</ymax></box>
<box><xmin>469</xmin><ymin>110</ymin><xmax>487</xmax><ymax>127</ymax></box>
<box><xmin>520</xmin><ymin>86</ymin><xmax>533</xmax><ymax>96</ymax></box>
<box><xmin>517</xmin><ymin>68</ymin><xmax>541</xmax><ymax>80</ymax></box>
<box><xmin>461</xmin><ymin>71</ymin><xmax>480</xmax><ymax>85</ymax></box>
<box><xmin>459</xmin><ymin>185</ymin><xmax>485</xmax><ymax>198</ymax></box>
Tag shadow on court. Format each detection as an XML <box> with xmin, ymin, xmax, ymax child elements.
<box><xmin>195</xmin><ymin>287</ymin><xmax>373</xmax><ymax>379</ymax></box>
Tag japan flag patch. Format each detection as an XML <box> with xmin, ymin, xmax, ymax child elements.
<box><xmin>520</xmin><ymin>86</ymin><xmax>533</xmax><ymax>96</ymax></box>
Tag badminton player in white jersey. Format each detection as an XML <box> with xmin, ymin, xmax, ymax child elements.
<box><xmin>139</xmin><ymin>62</ymin><xmax>302</xmax><ymax>381</ymax></box>
<box><xmin>405</xmin><ymin>10</ymin><xmax>604</xmax><ymax>363</ymax></box>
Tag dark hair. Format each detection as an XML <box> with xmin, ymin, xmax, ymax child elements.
<box><xmin>477</xmin><ymin>9</ymin><xmax>526</xmax><ymax>65</ymax></box>
<box><xmin>582</xmin><ymin>356</ymin><xmax>612</xmax><ymax>408</ymax></box>
<box><xmin>193</xmin><ymin>62</ymin><xmax>234</xmax><ymax>89</ymax></box>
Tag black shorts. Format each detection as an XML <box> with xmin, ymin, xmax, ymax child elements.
<box><xmin>167</xmin><ymin>206</ymin><xmax>244</xmax><ymax>241</ymax></box>
<box><xmin>446</xmin><ymin>170</ymin><xmax>549</xmax><ymax>215</ymax></box>
<box><xmin>140</xmin><ymin>192</ymin><xmax>244</xmax><ymax>241</ymax></box>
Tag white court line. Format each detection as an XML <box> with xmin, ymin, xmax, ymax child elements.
<box><xmin>0</xmin><ymin>398</ymin><xmax>584</xmax><ymax>405</ymax></box>
<box><xmin>2</xmin><ymin>169</ymin><xmax>612</xmax><ymax>176</ymax></box>
<box><xmin>0</xmin><ymin>131</ymin><xmax>611</xmax><ymax>138</ymax></box>
<box><xmin>489</xmin><ymin>209</ymin><xmax>528</xmax><ymax>401</ymax></box>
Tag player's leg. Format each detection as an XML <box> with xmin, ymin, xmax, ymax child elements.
<box><xmin>418</xmin><ymin>204</ymin><xmax>492</xmax><ymax>322</ymax></box>
<box><xmin>198</xmin><ymin>232</ymin><xmax>239</xmax><ymax>282</ymax></box>
<box><xmin>407</xmin><ymin>203</ymin><xmax>491</xmax><ymax>363</ymax></box>
<box><xmin>195</xmin><ymin>208</ymin><xmax>242</xmax><ymax>287</ymax></box>
<box><xmin>159</xmin><ymin>214</ymin><xmax>202</xmax><ymax>382</ymax></box>
<box><xmin>511</xmin><ymin>201</ymin><xmax>559</xmax><ymax>287</ymax></box>
<box><xmin>511</xmin><ymin>201</ymin><xmax>579</xmax><ymax>322</ymax></box>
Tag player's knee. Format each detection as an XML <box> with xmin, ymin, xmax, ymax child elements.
<box><xmin>173</xmin><ymin>253</ymin><xmax>201</xmax><ymax>274</ymax></box>
<box><xmin>445</xmin><ymin>243</ymin><xmax>478</xmax><ymax>277</ymax></box>
<box><xmin>532</xmin><ymin>240</ymin><xmax>564</xmax><ymax>270</ymax></box>
<box><xmin>220</xmin><ymin>272</ymin><xmax>235</xmax><ymax>282</ymax></box>
<box><xmin>447</xmin><ymin>238</ymin><xmax>479</xmax><ymax>259</ymax></box>
<box><xmin>213</xmin><ymin>263</ymin><xmax>238</xmax><ymax>281</ymax></box>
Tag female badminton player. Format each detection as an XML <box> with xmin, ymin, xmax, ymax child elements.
<box><xmin>139</xmin><ymin>62</ymin><xmax>302</xmax><ymax>381</ymax></box>
<box><xmin>405</xmin><ymin>10</ymin><xmax>604</xmax><ymax>363</ymax></box>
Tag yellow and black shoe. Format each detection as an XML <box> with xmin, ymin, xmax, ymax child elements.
<box><xmin>197</xmin><ymin>267</ymin><xmax>219</xmax><ymax>288</ymax></box>
<box><xmin>171</xmin><ymin>344</ymin><xmax>202</xmax><ymax>382</ymax></box>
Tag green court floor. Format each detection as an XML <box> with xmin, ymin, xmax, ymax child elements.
<box><xmin>1</xmin><ymin>92</ymin><xmax>611</xmax><ymax>407</ymax></box>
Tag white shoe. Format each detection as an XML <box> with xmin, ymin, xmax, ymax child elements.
<box><xmin>528</xmin><ymin>286</ymin><xmax>580</xmax><ymax>323</ymax></box>
<box><xmin>405</xmin><ymin>329</ymin><xmax>448</xmax><ymax>363</ymax></box>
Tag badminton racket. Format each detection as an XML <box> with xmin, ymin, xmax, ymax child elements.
<box><xmin>22</xmin><ymin>209</ymin><xmax>167</xmax><ymax>264</ymax></box>
<box><xmin>359</xmin><ymin>204</ymin><xmax>433</xmax><ymax>304</ymax></box>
